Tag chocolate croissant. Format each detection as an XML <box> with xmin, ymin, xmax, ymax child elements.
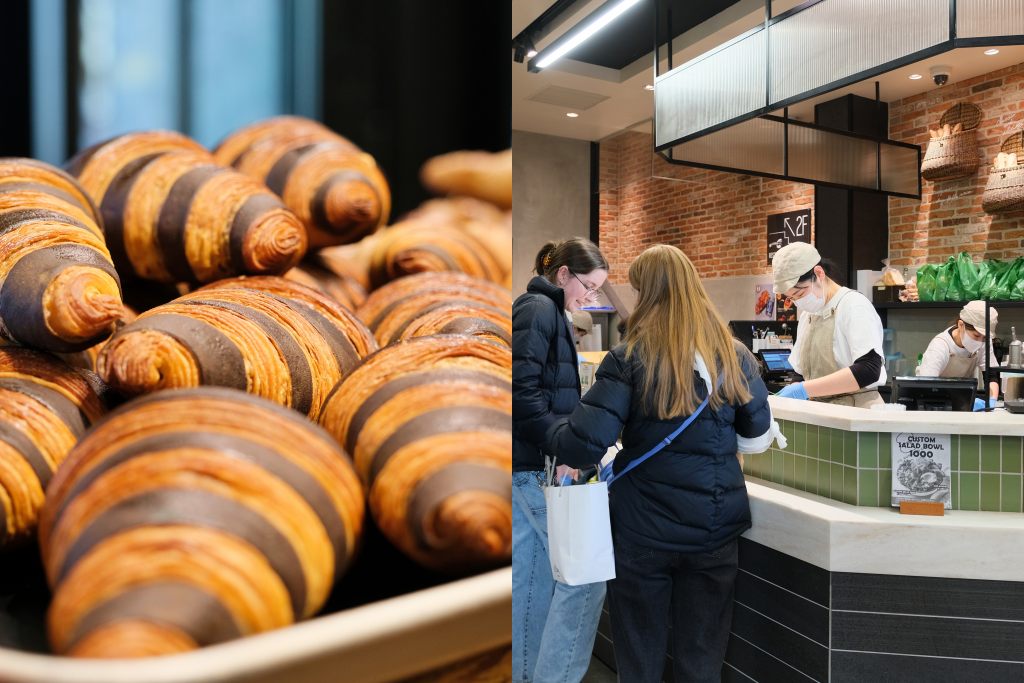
<box><xmin>39</xmin><ymin>387</ymin><xmax>364</xmax><ymax>657</ymax></box>
<box><xmin>357</xmin><ymin>272</ymin><xmax>513</xmax><ymax>335</ymax></box>
<box><xmin>318</xmin><ymin>335</ymin><xmax>511</xmax><ymax>572</ymax></box>
<box><xmin>97</xmin><ymin>282</ymin><xmax>373</xmax><ymax>416</ymax></box>
<box><xmin>420</xmin><ymin>149</ymin><xmax>512</xmax><ymax>210</ymax></box>
<box><xmin>66</xmin><ymin>131</ymin><xmax>307</xmax><ymax>285</ymax></box>
<box><xmin>0</xmin><ymin>186</ymin><xmax>124</xmax><ymax>352</ymax></box>
<box><xmin>362</xmin><ymin>220</ymin><xmax>505</xmax><ymax>289</ymax></box>
<box><xmin>214</xmin><ymin>117</ymin><xmax>390</xmax><ymax>248</ymax></box>
<box><xmin>0</xmin><ymin>157</ymin><xmax>102</xmax><ymax>226</ymax></box>
<box><xmin>409</xmin><ymin>197</ymin><xmax>512</xmax><ymax>280</ymax></box>
<box><xmin>0</xmin><ymin>348</ymin><xmax>107</xmax><ymax>550</ymax></box>
<box><xmin>391</xmin><ymin>301</ymin><xmax>510</xmax><ymax>346</ymax></box>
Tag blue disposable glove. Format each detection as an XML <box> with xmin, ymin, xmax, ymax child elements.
<box><xmin>974</xmin><ymin>398</ymin><xmax>996</xmax><ymax>411</ymax></box>
<box><xmin>777</xmin><ymin>382</ymin><xmax>809</xmax><ymax>400</ymax></box>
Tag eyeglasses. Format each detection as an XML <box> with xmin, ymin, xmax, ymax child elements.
<box><xmin>572</xmin><ymin>271</ymin><xmax>601</xmax><ymax>301</ymax></box>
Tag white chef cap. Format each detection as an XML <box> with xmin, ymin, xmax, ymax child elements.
<box><xmin>960</xmin><ymin>301</ymin><xmax>997</xmax><ymax>335</ymax></box>
<box><xmin>772</xmin><ymin>243</ymin><xmax>821</xmax><ymax>294</ymax></box>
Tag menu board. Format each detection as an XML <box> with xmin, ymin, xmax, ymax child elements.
<box><xmin>767</xmin><ymin>209</ymin><xmax>812</xmax><ymax>265</ymax></box>
<box><xmin>891</xmin><ymin>432</ymin><xmax>952</xmax><ymax>509</ymax></box>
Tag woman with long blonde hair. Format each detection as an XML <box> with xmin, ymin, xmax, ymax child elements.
<box><xmin>547</xmin><ymin>245</ymin><xmax>779</xmax><ymax>683</ymax></box>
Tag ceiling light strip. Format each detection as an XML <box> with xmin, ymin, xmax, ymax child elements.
<box><xmin>528</xmin><ymin>0</ymin><xmax>642</xmax><ymax>72</ymax></box>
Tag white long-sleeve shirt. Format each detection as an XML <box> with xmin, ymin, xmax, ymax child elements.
<box><xmin>919</xmin><ymin>327</ymin><xmax>998</xmax><ymax>376</ymax></box>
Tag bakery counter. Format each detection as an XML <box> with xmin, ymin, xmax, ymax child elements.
<box><xmin>741</xmin><ymin>396</ymin><xmax>1024</xmax><ymax>513</ymax></box>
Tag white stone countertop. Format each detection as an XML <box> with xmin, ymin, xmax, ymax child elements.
<box><xmin>769</xmin><ymin>395</ymin><xmax>1024</xmax><ymax>435</ymax></box>
<box><xmin>744</xmin><ymin>477</ymin><xmax>1024</xmax><ymax>581</ymax></box>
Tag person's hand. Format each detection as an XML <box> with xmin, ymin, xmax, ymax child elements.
<box><xmin>777</xmin><ymin>382</ymin><xmax>809</xmax><ymax>400</ymax></box>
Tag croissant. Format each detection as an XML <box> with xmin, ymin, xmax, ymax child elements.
<box><xmin>408</xmin><ymin>197</ymin><xmax>512</xmax><ymax>281</ymax></box>
<box><xmin>319</xmin><ymin>335</ymin><xmax>511</xmax><ymax>572</ymax></box>
<box><xmin>97</xmin><ymin>282</ymin><xmax>374</xmax><ymax>416</ymax></box>
<box><xmin>373</xmin><ymin>292</ymin><xmax>511</xmax><ymax>347</ymax></box>
<box><xmin>66</xmin><ymin>131</ymin><xmax>307</xmax><ymax>285</ymax></box>
<box><xmin>357</xmin><ymin>272</ymin><xmax>513</xmax><ymax>333</ymax></box>
<box><xmin>0</xmin><ymin>348</ymin><xmax>107</xmax><ymax>550</ymax></box>
<box><xmin>420</xmin><ymin>149</ymin><xmax>512</xmax><ymax>210</ymax></box>
<box><xmin>286</xmin><ymin>249</ymin><xmax>370</xmax><ymax>311</ymax></box>
<box><xmin>0</xmin><ymin>157</ymin><xmax>102</xmax><ymax>226</ymax></box>
<box><xmin>0</xmin><ymin>186</ymin><xmax>124</xmax><ymax>352</ymax></box>
<box><xmin>214</xmin><ymin>117</ymin><xmax>390</xmax><ymax>248</ymax></box>
<box><xmin>39</xmin><ymin>387</ymin><xmax>364</xmax><ymax>657</ymax></box>
<box><xmin>362</xmin><ymin>220</ymin><xmax>505</xmax><ymax>289</ymax></box>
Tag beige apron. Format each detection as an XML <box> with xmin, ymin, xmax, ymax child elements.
<box><xmin>936</xmin><ymin>333</ymin><xmax>982</xmax><ymax>389</ymax></box>
<box><xmin>799</xmin><ymin>290</ymin><xmax>884</xmax><ymax>408</ymax></box>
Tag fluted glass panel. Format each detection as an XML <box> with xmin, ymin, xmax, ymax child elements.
<box><xmin>958</xmin><ymin>0</ymin><xmax>1024</xmax><ymax>37</ymax></box>
<box><xmin>655</xmin><ymin>29</ymin><xmax>765</xmax><ymax>147</ymax></box>
<box><xmin>788</xmin><ymin>125</ymin><xmax>878</xmax><ymax>188</ymax></box>
<box><xmin>770</xmin><ymin>0</ymin><xmax>949</xmax><ymax>104</ymax></box>
<box><xmin>667</xmin><ymin>118</ymin><xmax>784</xmax><ymax>176</ymax></box>
<box><xmin>880</xmin><ymin>143</ymin><xmax>919</xmax><ymax>196</ymax></box>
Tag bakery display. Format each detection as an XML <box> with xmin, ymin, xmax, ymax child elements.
<box><xmin>96</xmin><ymin>284</ymin><xmax>373</xmax><ymax>416</ymax></box>
<box><xmin>318</xmin><ymin>335</ymin><xmax>511</xmax><ymax>572</ymax></box>
<box><xmin>39</xmin><ymin>387</ymin><xmax>364</xmax><ymax>657</ymax></box>
<box><xmin>66</xmin><ymin>131</ymin><xmax>307</xmax><ymax>285</ymax></box>
<box><xmin>214</xmin><ymin>117</ymin><xmax>390</xmax><ymax>248</ymax></box>
<box><xmin>0</xmin><ymin>348</ymin><xmax>107</xmax><ymax>550</ymax></box>
<box><xmin>0</xmin><ymin>182</ymin><xmax>124</xmax><ymax>353</ymax></box>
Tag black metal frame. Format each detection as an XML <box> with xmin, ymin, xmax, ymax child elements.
<box><xmin>655</xmin><ymin>113</ymin><xmax>923</xmax><ymax>199</ymax></box>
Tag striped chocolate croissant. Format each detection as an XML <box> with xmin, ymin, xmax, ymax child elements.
<box><xmin>215</xmin><ymin>116</ymin><xmax>390</xmax><ymax>248</ymax></box>
<box><xmin>357</xmin><ymin>272</ymin><xmax>513</xmax><ymax>337</ymax></box>
<box><xmin>66</xmin><ymin>131</ymin><xmax>307</xmax><ymax>285</ymax></box>
<box><xmin>391</xmin><ymin>301</ymin><xmax>510</xmax><ymax>347</ymax></box>
<box><xmin>0</xmin><ymin>157</ymin><xmax>102</xmax><ymax>226</ymax></box>
<box><xmin>286</xmin><ymin>249</ymin><xmax>370</xmax><ymax>311</ymax></box>
<box><xmin>318</xmin><ymin>335</ymin><xmax>511</xmax><ymax>572</ymax></box>
<box><xmin>0</xmin><ymin>186</ymin><xmax>124</xmax><ymax>352</ymax></box>
<box><xmin>39</xmin><ymin>387</ymin><xmax>364</xmax><ymax>658</ymax></box>
<box><xmin>0</xmin><ymin>348</ymin><xmax>107</xmax><ymax>550</ymax></box>
<box><xmin>97</xmin><ymin>282</ymin><xmax>375</xmax><ymax>416</ymax></box>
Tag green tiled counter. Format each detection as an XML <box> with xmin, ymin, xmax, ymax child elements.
<box><xmin>751</xmin><ymin>397</ymin><xmax>1024</xmax><ymax>512</ymax></box>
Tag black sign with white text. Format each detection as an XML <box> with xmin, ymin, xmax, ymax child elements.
<box><xmin>767</xmin><ymin>209</ymin><xmax>812</xmax><ymax>265</ymax></box>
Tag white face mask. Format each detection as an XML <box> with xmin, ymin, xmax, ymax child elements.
<box><xmin>959</xmin><ymin>324</ymin><xmax>984</xmax><ymax>354</ymax></box>
<box><xmin>792</xmin><ymin>277</ymin><xmax>826</xmax><ymax>314</ymax></box>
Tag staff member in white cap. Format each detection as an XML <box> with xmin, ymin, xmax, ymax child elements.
<box><xmin>919</xmin><ymin>301</ymin><xmax>999</xmax><ymax>410</ymax></box>
<box><xmin>571</xmin><ymin>310</ymin><xmax>593</xmax><ymax>349</ymax></box>
<box><xmin>773</xmin><ymin>243</ymin><xmax>887</xmax><ymax>407</ymax></box>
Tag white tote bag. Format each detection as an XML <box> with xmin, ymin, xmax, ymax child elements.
<box><xmin>545</xmin><ymin>482</ymin><xmax>616</xmax><ymax>585</ymax></box>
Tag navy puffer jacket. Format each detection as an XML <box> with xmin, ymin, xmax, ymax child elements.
<box><xmin>547</xmin><ymin>341</ymin><xmax>771</xmax><ymax>553</ymax></box>
<box><xmin>512</xmin><ymin>276</ymin><xmax>581</xmax><ymax>472</ymax></box>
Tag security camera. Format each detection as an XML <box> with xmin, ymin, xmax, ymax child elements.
<box><xmin>930</xmin><ymin>65</ymin><xmax>952</xmax><ymax>86</ymax></box>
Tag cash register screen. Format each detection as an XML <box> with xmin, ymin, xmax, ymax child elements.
<box><xmin>761</xmin><ymin>351</ymin><xmax>793</xmax><ymax>372</ymax></box>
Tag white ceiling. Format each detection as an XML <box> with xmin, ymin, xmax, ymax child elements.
<box><xmin>513</xmin><ymin>0</ymin><xmax>1024</xmax><ymax>142</ymax></box>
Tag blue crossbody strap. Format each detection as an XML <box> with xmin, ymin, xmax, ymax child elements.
<box><xmin>604</xmin><ymin>373</ymin><xmax>723</xmax><ymax>487</ymax></box>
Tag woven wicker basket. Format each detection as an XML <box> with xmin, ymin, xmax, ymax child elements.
<box><xmin>983</xmin><ymin>132</ymin><xmax>1024</xmax><ymax>214</ymax></box>
<box><xmin>921</xmin><ymin>103</ymin><xmax>982</xmax><ymax>181</ymax></box>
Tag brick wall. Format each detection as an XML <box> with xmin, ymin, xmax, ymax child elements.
<box><xmin>889</xmin><ymin>61</ymin><xmax>1024</xmax><ymax>266</ymax></box>
<box><xmin>598</xmin><ymin>60</ymin><xmax>1024</xmax><ymax>281</ymax></box>
<box><xmin>598</xmin><ymin>128</ymin><xmax>814</xmax><ymax>284</ymax></box>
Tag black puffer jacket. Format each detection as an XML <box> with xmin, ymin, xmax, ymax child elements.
<box><xmin>512</xmin><ymin>276</ymin><xmax>581</xmax><ymax>472</ymax></box>
<box><xmin>547</xmin><ymin>341</ymin><xmax>771</xmax><ymax>553</ymax></box>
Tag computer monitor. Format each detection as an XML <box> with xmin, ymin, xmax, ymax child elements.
<box><xmin>760</xmin><ymin>350</ymin><xmax>793</xmax><ymax>373</ymax></box>
<box><xmin>891</xmin><ymin>376</ymin><xmax>977</xmax><ymax>412</ymax></box>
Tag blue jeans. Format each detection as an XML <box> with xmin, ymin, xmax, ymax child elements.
<box><xmin>512</xmin><ymin>471</ymin><xmax>606</xmax><ymax>683</ymax></box>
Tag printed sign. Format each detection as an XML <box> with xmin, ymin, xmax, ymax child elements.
<box><xmin>767</xmin><ymin>209</ymin><xmax>812</xmax><ymax>265</ymax></box>
<box><xmin>891</xmin><ymin>432</ymin><xmax>952</xmax><ymax>509</ymax></box>
<box><xmin>754</xmin><ymin>284</ymin><xmax>775</xmax><ymax>321</ymax></box>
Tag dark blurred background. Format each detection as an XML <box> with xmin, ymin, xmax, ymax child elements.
<box><xmin>0</xmin><ymin>0</ymin><xmax>511</xmax><ymax>218</ymax></box>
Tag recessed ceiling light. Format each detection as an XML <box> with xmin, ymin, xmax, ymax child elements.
<box><xmin>567</xmin><ymin>112</ymin><xmax>579</xmax><ymax>117</ymax></box>
<box><xmin>645</xmin><ymin>85</ymin><xmax>654</xmax><ymax>90</ymax></box>
<box><xmin>985</xmin><ymin>48</ymin><xmax>1000</xmax><ymax>55</ymax></box>
<box><xmin>909</xmin><ymin>74</ymin><xmax>922</xmax><ymax>79</ymax></box>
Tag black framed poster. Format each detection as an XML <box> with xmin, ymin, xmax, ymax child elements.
<box><xmin>767</xmin><ymin>209</ymin><xmax>811</xmax><ymax>265</ymax></box>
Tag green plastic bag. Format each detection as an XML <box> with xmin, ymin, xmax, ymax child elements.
<box><xmin>995</xmin><ymin>257</ymin><xmax>1024</xmax><ymax>300</ymax></box>
<box><xmin>980</xmin><ymin>259</ymin><xmax>1006</xmax><ymax>298</ymax></box>
<box><xmin>917</xmin><ymin>264</ymin><xmax>937</xmax><ymax>302</ymax></box>
<box><xmin>956</xmin><ymin>252</ymin><xmax>981</xmax><ymax>300</ymax></box>
<box><xmin>1013</xmin><ymin>273</ymin><xmax>1024</xmax><ymax>301</ymax></box>
<box><xmin>934</xmin><ymin>257</ymin><xmax>956</xmax><ymax>301</ymax></box>
<box><xmin>976</xmin><ymin>261</ymin><xmax>992</xmax><ymax>298</ymax></box>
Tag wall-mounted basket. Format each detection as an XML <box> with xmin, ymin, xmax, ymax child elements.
<box><xmin>921</xmin><ymin>102</ymin><xmax>982</xmax><ymax>181</ymax></box>
<box><xmin>982</xmin><ymin>132</ymin><xmax>1024</xmax><ymax>215</ymax></box>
